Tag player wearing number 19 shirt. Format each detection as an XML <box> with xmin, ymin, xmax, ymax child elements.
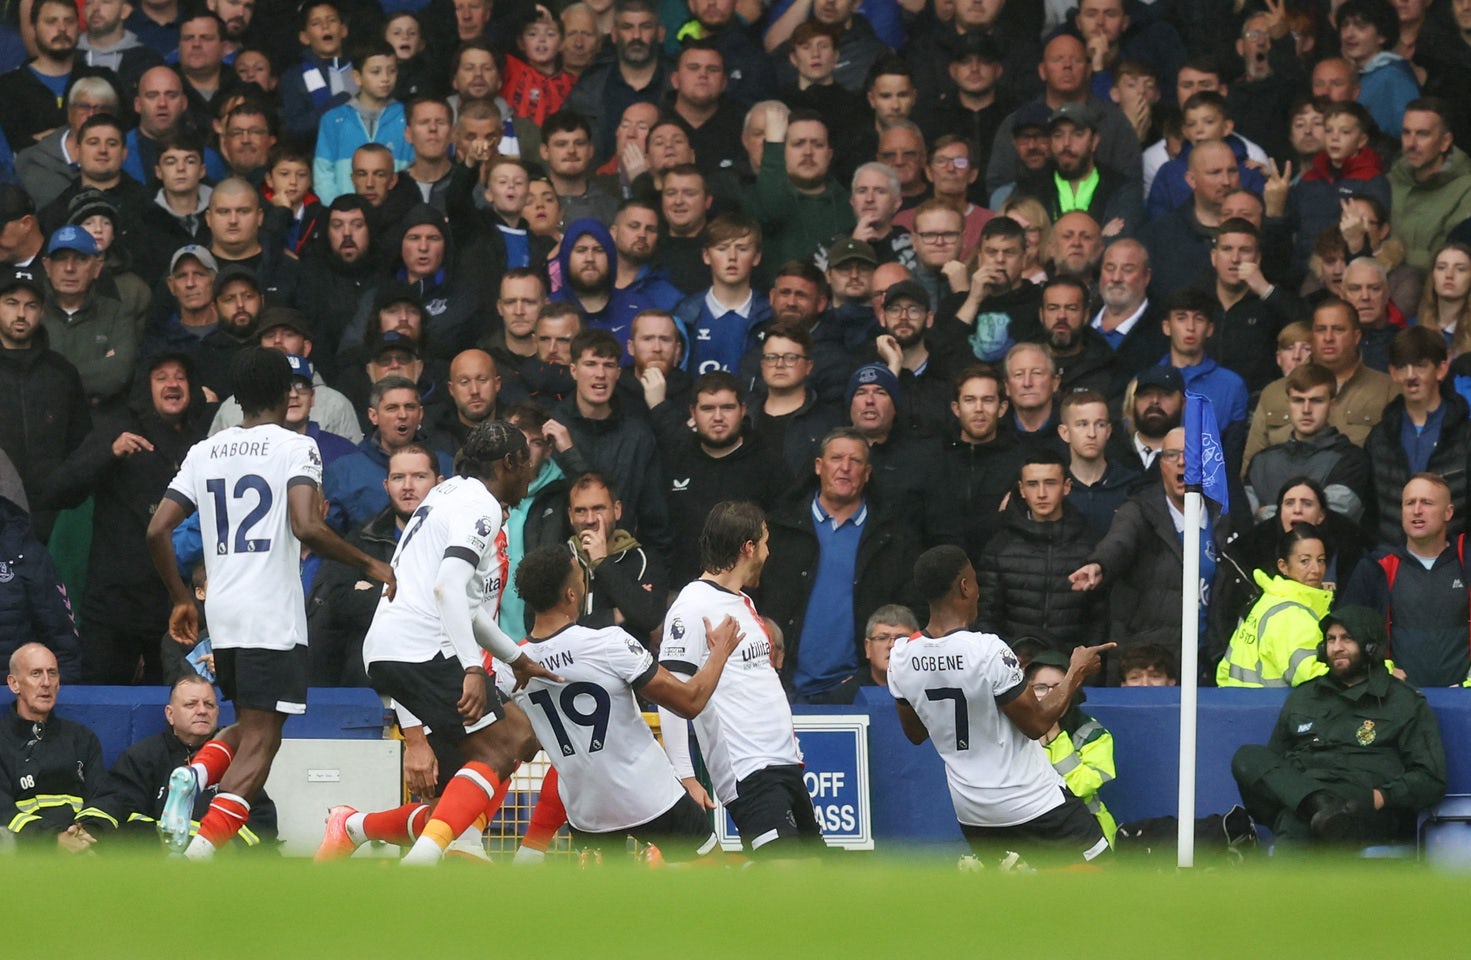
<box><xmin>658</xmin><ymin>502</ymin><xmax>826</xmax><ymax>859</ymax></box>
<box><xmin>147</xmin><ymin>349</ymin><xmax>396</xmax><ymax>859</ymax></box>
<box><xmin>888</xmin><ymin>546</ymin><xmax>1112</xmax><ymax>867</ymax></box>
<box><xmin>509</xmin><ymin>545</ymin><xmax>743</xmax><ymax>859</ymax></box>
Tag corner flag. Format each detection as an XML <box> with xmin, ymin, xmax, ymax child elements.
<box><xmin>1183</xmin><ymin>391</ymin><xmax>1228</xmax><ymax>511</ymax></box>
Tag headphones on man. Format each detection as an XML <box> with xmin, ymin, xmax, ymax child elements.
<box><xmin>1316</xmin><ymin>627</ymin><xmax>1383</xmax><ymax>665</ymax></box>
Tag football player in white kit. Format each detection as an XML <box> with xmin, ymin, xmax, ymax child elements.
<box><xmin>887</xmin><ymin>545</ymin><xmax>1114</xmax><ymax>867</ymax></box>
<box><xmin>146</xmin><ymin>348</ymin><xmax>397</xmax><ymax>859</ymax></box>
<box><xmin>658</xmin><ymin>501</ymin><xmax>826</xmax><ymax>859</ymax></box>
<box><xmin>356</xmin><ymin>420</ymin><xmax>560</xmax><ymax>865</ymax></box>
<box><xmin>511</xmin><ymin>544</ymin><xmax>744</xmax><ymax>860</ymax></box>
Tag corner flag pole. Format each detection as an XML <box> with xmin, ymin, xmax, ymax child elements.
<box><xmin>1178</xmin><ymin>486</ymin><xmax>1202</xmax><ymax>869</ymax></box>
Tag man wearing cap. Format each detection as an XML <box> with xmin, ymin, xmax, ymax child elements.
<box><xmin>279</xmin><ymin>353</ymin><xmax>355</xmax><ymax>467</ymax></box>
<box><xmin>141</xmin><ymin>244</ymin><xmax>218</xmax><ymax>362</ymax></box>
<box><xmin>1231</xmin><ymin>606</ymin><xmax>1446</xmax><ymax>846</ymax></box>
<box><xmin>189</xmin><ymin>263</ymin><xmax>263</xmax><ymax>399</ymax></box>
<box><xmin>1014</xmin><ymin>103</ymin><xmax>1142</xmax><ymax>239</ymax></box>
<box><xmin>984</xmin><ymin>34</ymin><xmax>1142</xmax><ymax>199</ymax></box>
<box><xmin>0</xmin><ymin>268</ymin><xmax>90</xmax><ymax>540</ymax></box>
<box><xmin>913</xmin><ymin>33</ymin><xmax>1014</xmax><ymax>177</ymax></box>
<box><xmin>0</xmin><ymin>184</ymin><xmax>48</xmax><ymax>273</ymax></box>
<box><xmin>47</xmin><ymin>351</ymin><xmax>210</xmax><ymax>683</ymax></box>
<box><xmin>324</xmin><ymin>374</ymin><xmax>453</xmax><ymax>532</ymax></box>
<box><xmin>207</xmin><ymin>305</ymin><xmax>363</xmax><ymax>444</ymax></box>
<box><xmin>903</xmin><ymin>0</ymin><xmax>1040</xmax><ymax>112</ymax></box>
<box><xmin>40</xmin><ymin>224</ymin><xmax>135</xmax><ymax>406</ymax></box>
<box><xmin>762</xmin><ymin>426</ymin><xmax>920</xmax><ymax>704</ymax></box>
<box><xmin>823</xmin><ymin>235</ymin><xmax>879</xmax><ymax>316</ymax></box>
<box><xmin>868</xmin><ymin>278</ymin><xmax>952</xmax><ymax>439</ymax></box>
<box><xmin>1104</xmin><ymin>363</ymin><xmax>1183</xmax><ymax>478</ymax></box>
<box><xmin>845</xmin><ymin>360</ymin><xmax>938</xmax><ymax>535</ymax></box>
<box><xmin>39</xmin><ymin>112</ymin><xmax>145</xmax><ymax>238</ymax></box>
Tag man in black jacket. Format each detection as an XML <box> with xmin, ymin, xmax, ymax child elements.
<box><xmin>1</xmin><ymin>644</ymin><xmax>102</xmax><ymax>850</ymax></box>
<box><xmin>0</xmin><ymin>0</ymin><xmax>82</xmax><ymax>146</ymax></box>
<box><xmin>565</xmin><ymin>472</ymin><xmax>669</xmax><ymax>647</ymax></box>
<box><xmin>977</xmin><ymin>448</ymin><xmax>1105</xmax><ymax>653</ymax></box>
<box><xmin>77</xmin><ymin>674</ymin><xmax>277</xmax><ymax>850</ymax></box>
<box><xmin>307</xmin><ymin>444</ymin><xmax>438</xmax><ymax>687</ymax></box>
<box><xmin>290</xmin><ymin>196</ymin><xmax>378</xmax><ymax>380</ymax></box>
<box><xmin>0</xmin><ymin>270</ymin><xmax>90</xmax><ymax>540</ymax></box>
<box><xmin>654</xmin><ymin>370</ymin><xmax>791</xmax><ymax>583</ymax></box>
<box><xmin>761</xmin><ymin>426</ymin><xmax>919</xmax><ymax>703</ymax></box>
<box><xmin>1364</xmin><ymin>326</ymin><xmax>1471</xmax><ymax>546</ymax></box>
<box><xmin>1013</xmin><ymin>104</ymin><xmax>1144</xmax><ymax>238</ymax></box>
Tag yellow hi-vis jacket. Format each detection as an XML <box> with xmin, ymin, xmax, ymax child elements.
<box><xmin>1217</xmin><ymin>570</ymin><xmax>1333</xmax><ymax>688</ymax></box>
<box><xmin>1044</xmin><ymin>710</ymin><xmax>1118</xmax><ymax>846</ymax></box>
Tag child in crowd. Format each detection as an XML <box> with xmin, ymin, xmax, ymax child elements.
<box><xmin>263</xmin><ymin>144</ymin><xmax>322</xmax><ymax>254</ymax></box>
<box><xmin>314</xmin><ymin>38</ymin><xmax>411</xmax><ymax>203</ymax></box>
<box><xmin>1289</xmin><ymin>101</ymin><xmax>1390</xmax><ymax>266</ymax></box>
<box><xmin>234</xmin><ymin>48</ymin><xmax>278</xmax><ymax>93</ymax></box>
<box><xmin>385</xmin><ymin>12</ymin><xmax>432</xmax><ymax>100</ymax></box>
<box><xmin>502</xmin><ymin>5</ymin><xmax>576</xmax><ymax>127</ymax></box>
<box><xmin>1146</xmin><ymin>91</ymin><xmax>1265</xmax><ymax>220</ymax></box>
<box><xmin>483</xmin><ymin>156</ymin><xmax>535</xmax><ymax>268</ymax></box>
<box><xmin>282</xmin><ymin>0</ymin><xmax>358</xmax><ymax>143</ymax></box>
<box><xmin>674</xmin><ymin>214</ymin><xmax>771</xmax><ymax>374</ymax></box>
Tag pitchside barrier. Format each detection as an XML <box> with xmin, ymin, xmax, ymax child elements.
<box><xmin>7</xmin><ymin>686</ymin><xmax>1470</xmax><ymax>853</ymax></box>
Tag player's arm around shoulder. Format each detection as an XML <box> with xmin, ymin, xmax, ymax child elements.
<box><xmin>641</xmin><ymin>615</ymin><xmax>744</xmax><ymax>719</ymax></box>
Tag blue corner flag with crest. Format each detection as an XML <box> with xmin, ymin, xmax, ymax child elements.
<box><xmin>1184</xmin><ymin>392</ymin><xmax>1229</xmax><ymax>511</ymax></box>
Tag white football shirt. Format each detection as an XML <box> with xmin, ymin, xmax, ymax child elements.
<box><xmin>659</xmin><ymin>579</ymin><xmax>801</xmax><ymax>804</ymax></box>
<box><xmin>512</xmin><ymin>624</ymin><xmax>687</xmax><ymax>833</ymax></box>
<box><xmin>887</xmin><ymin>630</ymin><xmax>1065</xmax><ymax>828</ymax></box>
<box><xmin>363</xmin><ymin>475</ymin><xmax>505</xmax><ymax>669</ymax></box>
<box><xmin>165</xmin><ymin>424</ymin><xmax>323</xmax><ymax>651</ymax></box>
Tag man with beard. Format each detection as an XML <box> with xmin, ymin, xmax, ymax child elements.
<box><xmin>0</xmin><ymin>0</ymin><xmax>82</xmax><ymax>146</ymax></box>
<box><xmin>1159</xmin><ymin>287</ymin><xmax>1248</xmax><ymax>429</ymax></box>
<box><xmin>1090</xmin><ymin>238</ymin><xmax>1166</xmax><ymax>400</ymax></box>
<box><xmin>208</xmin><ymin>0</ymin><xmax>252</xmax><ymax>60</ymax></box>
<box><xmin>39</xmin><ymin>225</ymin><xmax>135</xmax><ymax>407</ymax></box>
<box><xmin>1015</xmin><ymin>105</ymin><xmax>1141</xmax><ymax>239</ymax></box>
<box><xmin>610</xmin><ymin>198</ymin><xmax>683</xmax><ymax>319</ymax></box>
<box><xmin>188</xmin><ymin>264</ymin><xmax>263</xmax><ymax>399</ymax></box>
<box><xmin>869</xmin><ymin>278</ymin><xmax>950</xmax><ymax>438</ymax></box>
<box><xmin>1104</xmin><ymin>364</ymin><xmax>1182</xmax><ymax>479</ymax></box>
<box><xmin>1035</xmin><ymin>275</ymin><xmax>1113</xmax><ymax>398</ymax></box>
<box><xmin>1231</xmin><ymin>606</ymin><xmax>1445</xmax><ymax>846</ymax></box>
<box><xmin>541</xmin><ymin>110</ymin><xmax>618</xmax><ymax>228</ymax></box>
<box><xmin>746</xmin><ymin>104</ymin><xmax>854</xmax><ymax>285</ymax></box>
<box><xmin>324</xmin><ymin>375</ymin><xmax>454</xmax><ymax>531</ymax></box>
<box><xmin>1046</xmin><ymin>211</ymin><xmax>1104</xmax><ymax>286</ymax></box>
<box><xmin>553</xmin><ymin>218</ymin><xmax>645</xmax><ymax>351</ymax></box>
<box><xmin>548</xmin><ymin>328</ymin><xmax>671</xmax><ymax>557</ymax></box>
<box><xmin>618</xmin><ymin>308</ymin><xmax>691</xmax><ymax>421</ymax></box>
<box><xmin>292</xmin><ymin>196</ymin><xmax>375</xmax><ymax>378</ymax></box>
<box><xmin>566</xmin><ymin>0</ymin><xmax>670</xmax><ymax>164</ymax></box>
<box><xmin>564</xmin><ymin>471</ymin><xmax>670</xmax><ymax>641</ymax></box>
<box><xmin>824</xmin><ymin>236</ymin><xmax>879</xmax><ymax>337</ymax></box>
<box><xmin>668</xmin><ymin>40</ymin><xmax>743</xmax><ymax>177</ymax></box>
<box><xmin>308</xmin><ymin>443</ymin><xmax>440</xmax><ymax>686</ymax></box>
<box><xmin>124</xmin><ymin>67</ymin><xmax>227</xmax><ymax>190</ymax></box>
<box><xmin>819</xmin><ymin>162</ymin><xmax>915</xmax><ymax>272</ymax></box>
<box><xmin>77</xmin><ymin>0</ymin><xmax>164</xmax><ymax>91</ymax></box>
<box><xmin>45</xmin><ymin>352</ymin><xmax>209</xmax><ymax>684</ymax></box>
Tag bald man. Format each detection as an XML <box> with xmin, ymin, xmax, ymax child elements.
<box><xmin>203</xmin><ymin>177</ymin><xmax>298</xmax><ymax>303</ymax></box>
<box><xmin>126</xmin><ymin>66</ymin><xmax>228</xmax><ymax>186</ymax></box>
<box><xmin>1139</xmin><ymin>139</ymin><xmax>1240</xmax><ymax>296</ymax></box>
<box><xmin>440</xmin><ymin>349</ymin><xmax>502</xmax><ymax>450</ymax></box>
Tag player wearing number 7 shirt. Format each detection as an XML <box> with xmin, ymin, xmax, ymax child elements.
<box><xmin>509</xmin><ymin>544</ymin><xmax>744</xmax><ymax>860</ymax></box>
<box><xmin>887</xmin><ymin>546</ymin><xmax>1115</xmax><ymax>868</ymax></box>
<box><xmin>658</xmin><ymin>501</ymin><xmax>826</xmax><ymax>860</ymax></box>
<box><xmin>146</xmin><ymin>348</ymin><xmax>398</xmax><ymax>859</ymax></box>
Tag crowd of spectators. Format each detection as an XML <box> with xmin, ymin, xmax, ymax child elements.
<box><xmin>6</xmin><ymin>0</ymin><xmax>1471</xmax><ymax>716</ymax></box>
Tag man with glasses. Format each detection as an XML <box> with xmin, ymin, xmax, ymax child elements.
<box><xmin>896</xmin><ymin>136</ymin><xmax>991</xmax><ymax>257</ymax></box>
<box><xmin>909</xmin><ymin>199</ymin><xmax>966</xmax><ymax>310</ymax></box>
<box><xmin>875</xmin><ymin>121</ymin><xmax>929</xmax><ymax>212</ymax></box>
<box><xmin>869</xmin><ymin>278</ymin><xmax>951</xmax><ymax>438</ymax></box>
<box><xmin>859</xmin><ymin>604</ymin><xmax>917</xmax><ymax>690</ymax></box>
<box><xmin>15</xmin><ymin>76</ymin><xmax>117</xmax><ymax>209</ymax></box>
<box><xmin>217</xmin><ymin>99</ymin><xmax>275</xmax><ymax>184</ymax></box>
<box><xmin>748</xmin><ymin>322</ymin><xmax>842</xmax><ymax>478</ymax></box>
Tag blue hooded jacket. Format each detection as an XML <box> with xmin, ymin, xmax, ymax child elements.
<box><xmin>552</xmin><ymin>218</ymin><xmax>673</xmax><ymax>357</ymax></box>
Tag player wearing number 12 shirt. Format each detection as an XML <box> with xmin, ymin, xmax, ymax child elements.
<box><xmin>147</xmin><ymin>349</ymin><xmax>397</xmax><ymax>859</ymax></box>
<box><xmin>888</xmin><ymin>546</ymin><xmax>1113</xmax><ymax>867</ymax></box>
<box><xmin>509</xmin><ymin>545</ymin><xmax>743</xmax><ymax>859</ymax></box>
<box><xmin>658</xmin><ymin>502</ymin><xmax>826</xmax><ymax>859</ymax></box>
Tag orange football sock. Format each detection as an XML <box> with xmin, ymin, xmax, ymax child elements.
<box><xmin>420</xmin><ymin>762</ymin><xmax>501</xmax><ymax>850</ymax></box>
<box><xmin>522</xmin><ymin>768</ymin><xmax>567</xmax><ymax>852</ymax></box>
<box><xmin>196</xmin><ymin>792</ymin><xmax>250</xmax><ymax>849</ymax></box>
<box><xmin>362</xmin><ymin>803</ymin><xmax>432</xmax><ymax>845</ymax></box>
<box><xmin>190</xmin><ymin>740</ymin><xmax>234</xmax><ymax>787</ymax></box>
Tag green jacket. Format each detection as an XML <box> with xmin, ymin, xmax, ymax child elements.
<box><xmin>40</xmin><ymin>292</ymin><xmax>137</xmax><ymax>403</ymax></box>
<box><xmin>1218</xmin><ymin>571</ymin><xmax>1333</xmax><ymax>688</ymax></box>
<box><xmin>744</xmin><ymin>140</ymin><xmax>855</xmax><ymax>285</ymax></box>
<box><xmin>1389</xmin><ymin>146</ymin><xmax>1471</xmax><ymax>269</ymax></box>
<box><xmin>1266</xmin><ymin>661</ymin><xmax>1447</xmax><ymax>816</ymax></box>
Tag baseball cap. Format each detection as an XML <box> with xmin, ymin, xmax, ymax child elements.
<box><xmin>0</xmin><ymin>267</ymin><xmax>44</xmax><ymax>299</ymax></box>
<box><xmin>944</xmin><ymin>31</ymin><xmax>1003</xmax><ymax>64</ymax></box>
<box><xmin>1012</xmin><ymin>102</ymin><xmax>1053</xmax><ymax>133</ymax></box>
<box><xmin>170</xmin><ymin>244</ymin><xmax>219</xmax><ymax>275</ymax></box>
<box><xmin>1135</xmin><ymin>365</ymin><xmax>1185</xmax><ymax>394</ymax></box>
<box><xmin>45</xmin><ymin>225</ymin><xmax>99</xmax><ymax>257</ymax></box>
<box><xmin>1047</xmin><ymin>103</ymin><xmax>1097</xmax><ymax>133</ymax></box>
<box><xmin>0</xmin><ymin>184</ymin><xmax>35</xmax><ymax>228</ymax></box>
<box><xmin>371</xmin><ymin>329</ymin><xmax>421</xmax><ymax>361</ymax></box>
<box><xmin>373</xmin><ymin>280</ymin><xmax>424</xmax><ymax>316</ymax></box>
<box><xmin>828</xmin><ymin>235</ymin><xmax>878</xmax><ymax>268</ymax></box>
<box><xmin>883</xmin><ymin>279</ymin><xmax>930</xmax><ymax>310</ymax></box>
<box><xmin>213</xmin><ymin>264</ymin><xmax>261</xmax><ymax>297</ymax></box>
<box><xmin>285</xmin><ymin>354</ymin><xmax>315</xmax><ymax>382</ymax></box>
<box><xmin>256</xmin><ymin>305</ymin><xmax>312</xmax><ymax>339</ymax></box>
<box><xmin>846</xmin><ymin>362</ymin><xmax>901</xmax><ymax>407</ymax></box>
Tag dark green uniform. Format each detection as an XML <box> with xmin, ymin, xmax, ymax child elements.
<box><xmin>1231</xmin><ymin>663</ymin><xmax>1447</xmax><ymax>844</ymax></box>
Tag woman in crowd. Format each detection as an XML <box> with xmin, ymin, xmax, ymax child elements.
<box><xmin>1216</xmin><ymin>522</ymin><xmax>1336</xmax><ymax>688</ymax></box>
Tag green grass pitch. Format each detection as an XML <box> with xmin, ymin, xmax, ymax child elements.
<box><xmin>9</xmin><ymin>853</ymin><xmax>1471</xmax><ymax>958</ymax></box>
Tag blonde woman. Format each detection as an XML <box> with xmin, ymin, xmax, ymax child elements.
<box><xmin>1000</xmin><ymin>195</ymin><xmax>1051</xmax><ymax>285</ymax></box>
